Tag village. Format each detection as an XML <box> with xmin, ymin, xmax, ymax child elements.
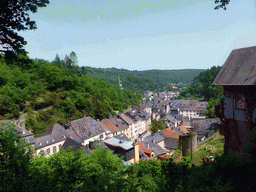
<box><xmin>0</xmin><ymin>88</ymin><xmax>223</xmax><ymax>164</ymax></box>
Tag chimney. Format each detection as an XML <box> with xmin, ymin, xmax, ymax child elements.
<box><xmin>147</xmin><ymin>142</ymin><xmax>149</xmax><ymax>149</ymax></box>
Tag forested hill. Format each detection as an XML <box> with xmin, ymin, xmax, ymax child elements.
<box><xmin>0</xmin><ymin>52</ymin><xmax>141</xmax><ymax>137</ymax></box>
<box><xmin>83</xmin><ymin>66</ymin><xmax>205</xmax><ymax>92</ymax></box>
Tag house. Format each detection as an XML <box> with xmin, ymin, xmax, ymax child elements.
<box><xmin>160</xmin><ymin>127</ymin><xmax>181</xmax><ymax>152</ymax></box>
<box><xmin>35</xmin><ymin>123</ymin><xmax>70</xmax><ymax>156</ymax></box>
<box><xmin>191</xmin><ymin>118</ymin><xmax>220</xmax><ymax>141</ymax></box>
<box><xmin>107</xmin><ymin>115</ymin><xmax>130</xmax><ymax>138</ymax></box>
<box><xmin>65</xmin><ymin>116</ymin><xmax>109</xmax><ymax>146</ymax></box>
<box><xmin>103</xmin><ymin>134</ymin><xmax>139</xmax><ymax>163</ymax></box>
<box><xmin>144</xmin><ymin>131</ymin><xmax>165</xmax><ymax>151</ymax></box>
<box><xmin>213</xmin><ymin>46</ymin><xmax>256</xmax><ymax>158</ymax></box>
<box><xmin>160</xmin><ymin>114</ymin><xmax>180</xmax><ymax>127</ymax></box>
<box><xmin>124</xmin><ymin>109</ymin><xmax>151</xmax><ymax>140</ymax></box>
<box><xmin>138</xmin><ymin>142</ymin><xmax>155</xmax><ymax>159</ymax></box>
<box><xmin>101</xmin><ymin>119</ymin><xmax>119</xmax><ymax>138</ymax></box>
<box><xmin>168</xmin><ymin>100</ymin><xmax>208</xmax><ymax>119</ymax></box>
<box><xmin>141</xmin><ymin>140</ymin><xmax>166</xmax><ymax>157</ymax></box>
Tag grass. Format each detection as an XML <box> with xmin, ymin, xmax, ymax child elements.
<box><xmin>173</xmin><ymin>131</ymin><xmax>225</xmax><ymax>166</ymax></box>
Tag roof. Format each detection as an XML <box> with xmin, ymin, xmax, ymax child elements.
<box><xmin>101</xmin><ymin>119</ymin><xmax>118</xmax><ymax>133</ymax></box>
<box><xmin>104</xmin><ymin>134</ymin><xmax>133</xmax><ymax>150</ymax></box>
<box><xmin>65</xmin><ymin>116</ymin><xmax>109</xmax><ymax>140</ymax></box>
<box><xmin>114</xmin><ymin>133</ymin><xmax>131</xmax><ymax>141</ymax></box>
<box><xmin>139</xmin><ymin>142</ymin><xmax>154</xmax><ymax>157</ymax></box>
<box><xmin>62</xmin><ymin>137</ymin><xmax>86</xmax><ymax>152</ymax></box>
<box><xmin>191</xmin><ymin>118</ymin><xmax>221</xmax><ymax>139</ymax></box>
<box><xmin>172</xmin><ymin>127</ymin><xmax>185</xmax><ymax>135</ymax></box>
<box><xmin>145</xmin><ymin>131</ymin><xmax>165</xmax><ymax>143</ymax></box>
<box><xmin>160</xmin><ymin>127</ymin><xmax>181</xmax><ymax>150</ymax></box>
<box><xmin>160</xmin><ymin>127</ymin><xmax>180</xmax><ymax>140</ymax></box>
<box><xmin>213</xmin><ymin>46</ymin><xmax>256</xmax><ymax>85</ymax></box>
<box><xmin>120</xmin><ymin>113</ymin><xmax>134</xmax><ymax>125</ymax></box>
<box><xmin>142</xmin><ymin>140</ymin><xmax>166</xmax><ymax>156</ymax></box>
<box><xmin>35</xmin><ymin>123</ymin><xmax>69</xmax><ymax>149</ymax></box>
<box><xmin>160</xmin><ymin>114</ymin><xmax>178</xmax><ymax>123</ymax></box>
<box><xmin>177</xmin><ymin>124</ymin><xmax>190</xmax><ymax>134</ymax></box>
<box><xmin>107</xmin><ymin>115</ymin><xmax>129</xmax><ymax>131</ymax></box>
<box><xmin>65</xmin><ymin>128</ymin><xmax>84</xmax><ymax>144</ymax></box>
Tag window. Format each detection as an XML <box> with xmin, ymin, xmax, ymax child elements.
<box><xmin>59</xmin><ymin>144</ymin><xmax>62</xmax><ymax>151</ymax></box>
<box><xmin>47</xmin><ymin>148</ymin><xmax>50</xmax><ymax>154</ymax></box>
<box><xmin>236</xmin><ymin>94</ymin><xmax>246</xmax><ymax>109</ymax></box>
<box><xmin>53</xmin><ymin>146</ymin><xmax>56</xmax><ymax>152</ymax></box>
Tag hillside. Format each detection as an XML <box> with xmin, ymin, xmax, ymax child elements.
<box><xmin>0</xmin><ymin>52</ymin><xmax>141</xmax><ymax>137</ymax></box>
<box><xmin>83</xmin><ymin>66</ymin><xmax>205</xmax><ymax>92</ymax></box>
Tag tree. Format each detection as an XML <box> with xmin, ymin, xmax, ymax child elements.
<box><xmin>150</xmin><ymin>120</ymin><xmax>167</xmax><ymax>134</ymax></box>
<box><xmin>0</xmin><ymin>0</ymin><xmax>49</xmax><ymax>53</ymax></box>
<box><xmin>0</xmin><ymin>123</ymin><xmax>34</xmax><ymax>191</ymax></box>
<box><xmin>214</xmin><ymin>0</ymin><xmax>231</xmax><ymax>10</ymax></box>
<box><xmin>70</xmin><ymin>51</ymin><xmax>78</xmax><ymax>67</ymax></box>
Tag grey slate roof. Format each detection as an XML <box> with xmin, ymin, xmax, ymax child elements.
<box><xmin>213</xmin><ymin>46</ymin><xmax>256</xmax><ymax>85</ymax></box>
<box><xmin>65</xmin><ymin>116</ymin><xmax>109</xmax><ymax>140</ymax></box>
<box><xmin>35</xmin><ymin>123</ymin><xmax>68</xmax><ymax>149</ymax></box>
<box><xmin>145</xmin><ymin>131</ymin><xmax>165</xmax><ymax>143</ymax></box>
<box><xmin>160</xmin><ymin>114</ymin><xmax>178</xmax><ymax>124</ymax></box>
<box><xmin>163</xmin><ymin>137</ymin><xmax>179</xmax><ymax>150</ymax></box>
<box><xmin>108</xmin><ymin>115</ymin><xmax>129</xmax><ymax>131</ymax></box>
<box><xmin>142</xmin><ymin>140</ymin><xmax>166</xmax><ymax>156</ymax></box>
<box><xmin>62</xmin><ymin>137</ymin><xmax>86</xmax><ymax>152</ymax></box>
<box><xmin>120</xmin><ymin>113</ymin><xmax>134</xmax><ymax>125</ymax></box>
<box><xmin>172</xmin><ymin>127</ymin><xmax>185</xmax><ymax>135</ymax></box>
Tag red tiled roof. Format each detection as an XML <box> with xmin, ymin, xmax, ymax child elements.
<box><xmin>101</xmin><ymin>119</ymin><xmax>118</xmax><ymax>133</ymax></box>
<box><xmin>139</xmin><ymin>142</ymin><xmax>154</xmax><ymax>157</ymax></box>
<box><xmin>177</xmin><ymin>124</ymin><xmax>189</xmax><ymax>134</ymax></box>
<box><xmin>160</xmin><ymin>127</ymin><xmax>180</xmax><ymax>139</ymax></box>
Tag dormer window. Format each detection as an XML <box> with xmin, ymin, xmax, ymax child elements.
<box><xmin>22</xmin><ymin>131</ymin><xmax>25</xmax><ymax>134</ymax></box>
<box><xmin>51</xmin><ymin>139</ymin><xmax>54</xmax><ymax>142</ymax></box>
<box><xmin>39</xmin><ymin>143</ymin><xmax>42</xmax><ymax>146</ymax></box>
<box><xmin>46</xmin><ymin>140</ymin><xmax>49</xmax><ymax>144</ymax></box>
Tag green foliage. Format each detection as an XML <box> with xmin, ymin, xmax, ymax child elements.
<box><xmin>0</xmin><ymin>0</ymin><xmax>49</xmax><ymax>52</ymax></box>
<box><xmin>179</xmin><ymin>66</ymin><xmax>222</xmax><ymax>101</ymax></box>
<box><xmin>0</xmin><ymin>51</ymin><xmax>141</xmax><ymax>135</ymax></box>
<box><xmin>30</xmin><ymin>147</ymin><xmax>127</xmax><ymax>192</ymax></box>
<box><xmin>0</xmin><ymin>94</ymin><xmax>20</xmax><ymax>119</ymax></box>
<box><xmin>1</xmin><ymin>126</ymin><xmax>256</xmax><ymax>191</ymax></box>
<box><xmin>150</xmin><ymin>120</ymin><xmax>167</xmax><ymax>133</ymax></box>
<box><xmin>214</xmin><ymin>0</ymin><xmax>230</xmax><ymax>10</ymax></box>
<box><xmin>0</xmin><ymin>123</ymin><xmax>34</xmax><ymax>192</ymax></box>
<box><xmin>205</xmin><ymin>96</ymin><xmax>224</xmax><ymax>118</ymax></box>
<box><xmin>83</xmin><ymin>67</ymin><xmax>204</xmax><ymax>93</ymax></box>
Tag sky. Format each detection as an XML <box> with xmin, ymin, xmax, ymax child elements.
<box><xmin>19</xmin><ymin>0</ymin><xmax>256</xmax><ymax>71</ymax></box>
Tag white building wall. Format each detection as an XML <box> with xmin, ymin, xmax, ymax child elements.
<box><xmin>36</xmin><ymin>140</ymin><xmax>65</xmax><ymax>156</ymax></box>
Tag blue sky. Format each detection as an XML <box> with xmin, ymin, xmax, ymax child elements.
<box><xmin>20</xmin><ymin>0</ymin><xmax>256</xmax><ymax>70</ymax></box>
